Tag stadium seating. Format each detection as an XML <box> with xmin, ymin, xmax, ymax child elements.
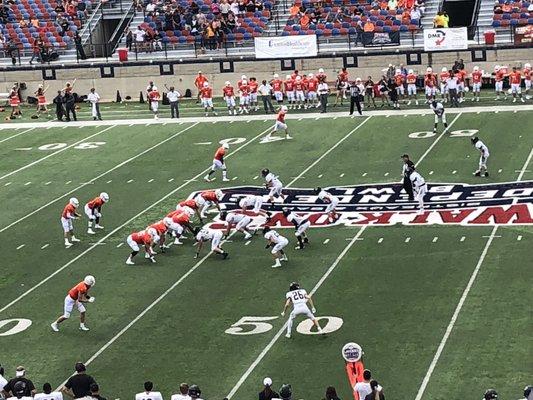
<box><xmin>492</xmin><ymin>0</ymin><xmax>533</xmax><ymax>27</ymax></box>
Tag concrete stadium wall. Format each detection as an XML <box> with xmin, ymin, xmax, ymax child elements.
<box><xmin>0</xmin><ymin>47</ymin><xmax>531</xmax><ymax>101</ymax></box>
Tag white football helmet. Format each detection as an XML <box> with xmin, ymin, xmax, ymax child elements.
<box><xmin>183</xmin><ymin>207</ymin><xmax>195</xmax><ymax>217</ymax></box>
<box><xmin>285</xmin><ymin>74</ymin><xmax>291</xmax><ymax>80</ymax></box>
<box><xmin>308</xmin><ymin>73</ymin><xmax>314</xmax><ymax>77</ymax></box>
<box><xmin>241</xmin><ymin>79</ymin><xmax>247</xmax><ymax>85</ymax></box>
<box><xmin>273</xmin><ymin>73</ymin><xmax>279</xmax><ymax>78</ymax></box>
<box><xmin>442</xmin><ymin>67</ymin><xmax>447</xmax><ymax>72</ymax></box>
<box><xmin>426</xmin><ymin>67</ymin><xmax>433</xmax><ymax>73</ymax></box>
<box><xmin>222</xmin><ymin>142</ymin><xmax>229</xmax><ymax>149</ymax></box>
<box><xmin>408</xmin><ymin>69</ymin><xmax>414</xmax><ymax>74</ymax></box>
<box><xmin>69</xmin><ymin>197</ymin><xmax>79</xmax><ymax>207</ymax></box>
<box><xmin>152</xmin><ymin>86</ymin><xmax>158</xmax><ymax>91</ymax></box>
<box><xmin>281</xmin><ymin>105</ymin><xmax>288</xmax><ymax>112</ymax></box>
<box><xmin>198</xmin><ymin>70</ymin><xmax>202</xmax><ymax>74</ymax></box>
<box><xmin>525</xmin><ymin>63</ymin><xmax>531</xmax><ymax>69</ymax></box>
<box><xmin>203</xmin><ymin>81</ymin><xmax>209</xmax><ymax>87</ymax></box>
<box><xmin>100</xmin><ymin>192</ymin><xmax>109</xmax><ymax>202</ymax></box>
<box><xmin>38</xmin><ymin>84</ymin><xmax>43</xmax><ymax>89</ymax></box>
<box><xmin>494</xmin><ymin>65</ymin><xmax>501</xmax><ymax>71</ymax></box>
<box><xmin>163</xmin><ymin>217</ymin><xmax>172</xmax><ymax>228</ymax></box>
<box><xmin>241</xmin><ymin>74</ymin><xmax>247</xmax><ymax>80</ymax></box>
<box><xmin>473</xmin><ymin>66</ymin><xmax>479</xmax><ymax>72</ymax></box>
<box><xmin>356</xmin><ymin>77</ymin><xmax>362</xmax><ymax>82</ymax></box>
<box><xmin>215</xmin><ymin>189</ymin><xmax>223</xmax><ymax>201</ymax></box>
<box><xmin>318</xmin><ymin>68</ymin><xmax>324</xmax><ymax>73</ymax></box>
<box><xmin>84</xmin><ymin>275</ymin><xmax>95</xmax><ymax>286</ymax></box>
<box><xmin>395</xmin><ymin>68</ymin><xmax>401</xmax><ymax>75</ymax></box>
<box><xmin>147</xmin><ymin>228</ymin><xmax>158</xmax><ymax>238</ymax></box>
<box><xmin>225</xmin><ymin>81</ymin><xmax>231</xmax><ymax>86</ymax></box>
<box><xmin>296</xmin><ymin>76</ymin><xmax>302</xmax><ymax>81</ymax></box>
<box><xmin>239</xmin><ymin>199</ymin><xmax>246</xmax><ymax>208</ymax></box>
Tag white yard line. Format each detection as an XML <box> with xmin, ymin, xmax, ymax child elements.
<box><xmin>0</xmin><ymin>125</ymin><xmax>272</xmax><ymax>314</ymax></box>
<box><xmin>413</xmin><ymin>145</ymin><xmax>533</xmax><ymax>400</ymax></box>
<box><xmin>416</xmin><ymin>113</ymin><xmax>462</xmax><ymax>166</ymax></box>
<box><xmin>226</xmin><ymin>227</ymin><xmax>367</xmax><ymax>399</ymax></box>
<box><xmin>0</xmin><ymin>123</ymin><xmax>199</xmax><ymax>233</ymax></box>
<box><xmin>0</xmin><ymin>125</ymin><xmax>116</xmax><ymax>181</ymax></box>
<box><xmin>0</xmin><ymin>127</ymin><xmax>35</xmax><ymax>144</ymax></box>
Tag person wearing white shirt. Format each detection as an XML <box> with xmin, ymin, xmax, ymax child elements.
<box><xmin>86</xmin><ymin>88</ymin><xmax>102</xmax><ymax>121</ymax></box>
<box><xmin>408</xmin><ymin>169</ymin><xmax>427</xmax><ymax>214</ymax></box>
<box><xmin>471</xmin><ymin>136</ymin><xmax>490</xmax><ymax>177</ymax></box>
<box><xmin>445</xmin><ymin>73</ymin><xmax>459</xmax><ymax>107</ymax></box>
<box><xmin>34</xmin><ymin>383</ymin><xmax>63</xmax><ymax>400</ymax></box>
<box><xmin>0</xmin><ymin>365</ymin><xmax>7</xmax><ymax>396</ymax></box>
<box><xmin>135</xmin><ymin>382</ymin><xmax>163</xmax><ymax>400</ymax></box>
<box><xmin>263</xmin><ymin>226</ymin><xmax>288</xmax><ymax>268</ymax></box>
<box><xmin>430</xmin><ymin>100</ymin><xmax>448</xmax><ymax>133</ymax></box>
<box><xmin>354</xmin><ymin>370</ymin><xmax>382</xmax><ymax>400</ymax></box>
<box><xmin>165</xmin><ymin>86</ymin><xmax>181</xmax><ymax>118</ymax></box>
<box><xmin>317</xmin><ymin>80</ymin><xmax>329</xmax><ymax>113</ymax></box>
<box><xmin>258</xmin><ymin>80</ymin><xmax>275</xmax><ymax>113</ymax></box>
<box><xmin>170</xmin><ymin>384</ymin><xmax>191</xmax><ymax>400</ymax></box>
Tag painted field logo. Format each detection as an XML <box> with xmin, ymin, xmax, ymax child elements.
<box><xmin>189</xmin><ymin>181</ymin><xmax>533</xmax><ymax>227</ymax></box>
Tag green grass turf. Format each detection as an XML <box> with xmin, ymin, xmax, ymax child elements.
<box><xmin>0</xmin><ymin>109</ymin><xmax>531</xmax><ymax>400</ymax></box>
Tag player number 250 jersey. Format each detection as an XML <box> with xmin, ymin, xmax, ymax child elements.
<box><xmin>286</xmin><ymin>289</ymin><xmax>308</xmax><ymax>305</ymax></box>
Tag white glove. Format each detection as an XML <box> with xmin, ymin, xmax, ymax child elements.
<box><xmin>311</xmin><ymin>307</ymin><xmax>316</xmax><ymax>313</ymax></box>
<box><xmin>88</xmin><ymin>297</ymin><xmax>95</xmax><ymax>303</ymax></box>
<box><xmin>281</xmin><ymin>311</ymin><xmax>285</xmax><ymax>317</ymax></box>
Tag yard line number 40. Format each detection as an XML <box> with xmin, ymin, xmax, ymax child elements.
<box><xmin>225</xmin><ymin>316</ymin><xmax>343</xmax><ymax>336</ymax></box>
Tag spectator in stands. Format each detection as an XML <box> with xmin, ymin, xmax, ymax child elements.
<box><xmin>6</xmin><ymin>38</ymin><xmax>18</xmax><ymax>65</ymax></box>
<box><xmin>133</xmin><ymin>26</ymin><xmax>146</xmax><ymax>51</ymax></box>
<box><xmin>410</xmin><ymin>6</ymin><xmax>421</xmax><ymax>25</ymax></box>
<box><xmin>57</xmin><ymin>14</ymin><xmax>70</xmax><ymax>35</ymax></box>
<box><xmin>146</xmin><ymin>1</ymin><xmax>156</xmax><ymax>16</ymax></box>
<box><xmin>364</xmin><ymin>380</ymin><xmax>384</xmax><ymax>400</ymax></box>
<box><xmin>442</xmin><ymin>10</ymin><xmax>449</xmax><ymax>27</ymax></box>
<box><xmin>135</xmin><ymin>382</ymin><xmax>163</xmax><ymax>400</ymax></box>
<box><xmin>387</xmin><ymin>0</ymin><xmax>397</xmax><ymax>10</ymax></box>
<box><xmin>259</xmin><ymin>378</ymin><xmax>279</xmax><ymax>400</ymax></box>
<box><xmin>55</xmin><ymin>1</ymin><xmax>65</xmax><ymax>13</ymax></box>
<box><xmin>226</xmin><ymin>12</ymin><xmax>237</xmax><ymax>31</ymax></box>
<box><xmin>230</xmin><ymin>0</ymin><xmax>239</xmax><ymax>16</ymax></box>
<box><xmin>74</xmin><ymin>32</ymin><xmax>87</xmax><ymax>60</ymax></box>
<box><xmin>34</xmin><ymin>383</ymin><xmax>63</xmax><ymax>400</ymax></box>
<box><xmin>61</xmin><ymin>363</ymin><xmax>96</xmax><ymax>398</ymax></box>
<box><xmin>289</xmin><ymin>3</ymin><xmax>300</xmax><ymax>17</ymax></box>
<box><xmin>124</xmin><ymin>27</ymin><xmax>133</xmax><ymax>50</ymax></box>
<box><xmin>2</xmin><ymin>367</ymin><xmax>36</xmax><ymax>398</ymax></box>
<box><xmin>30</xmin><ymin>17</ymin><xmax>39</xmax><ymax>28</ymax></box>
<box><xmin>29</xmin><ymin>37</ymin><xmax>43</xmax><ymax>65</ymax></box>
<box><xmin>324</xmin><ymin>386</ymin><xmax>341</xmax><ymax>400</ymax></box>
<box><xmin>433</xmin><ymin>11</ymin><xmax>445</xmax><ymax>27</ymax></box>
<box><xmin>76</xmin><ymin>0</ymin><xmax>87</xmax><ymax>21</ymax></box>
<box><xmin>363</xmin><ymin>20</ymin><xmax>375</xmax><ymax>32</ymax></box>
<box><xmin>220</xmin><ymin>0</ymin><xmax>231</xmax><ymax>18</ymax></box>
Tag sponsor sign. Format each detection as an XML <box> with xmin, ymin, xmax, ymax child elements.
<box><xmin>423</xmin><ymin>27</ymin><xmax>468</xmax><ymax>51</ymax></box>
<box><xmin>191</xmin><ymin>181</ymin><xmax>533</xmax><ymax>227</ymax></box>
<box><xmin>361</xmin><ymin>31</ymin><xmax>400</xmax><ymax>47</ymax></box>
<box><xmin>514</xmin><ymin>24</ymin><xmax>533</xmax><ymax>46</ymax></box>
<box><xmin>254</xmin><ymin>35</ymin><xmax>318</xmax><ymax>59</ymax></box>
<box><xmin>342</xmin><ymin>342</ymin><xmax>363</xmax><ymax>362</ymax></box>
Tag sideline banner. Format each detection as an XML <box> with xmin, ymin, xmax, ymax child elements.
<box><xmin>361</xmin><ymin>31</ymin><xmax>400</xmax><ymax>47</ymax></box>
<box><xmin>514</xmin><ymin>24</ymin><xmax>532</xmax><ymax>45</ymax></box>
<box><xmin>254</xmin><ymin>35</ymin><xmax>317</xmax><ymax>59</ymax></box>
<box><xmin>423</xmin><ymin>27</ymin><xmax>468</xmax><ymax>51</ymax></box>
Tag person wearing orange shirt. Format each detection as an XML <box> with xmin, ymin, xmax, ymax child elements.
<box><xmin>509</xmin><ymin>66</ymin><xmax>525</xmax><ymax>103</ymax></box>
<box><xmin>176</xmin><ymin>198</ymin><xmax>202</xmax><ymax>222</ymax></box>
<box><xmin>394</xmin><ymin>69</ymin><xmax>405</xmax><ymax>99</ymax></box>
<box><xmin>293</xmin><ymin>76</ymin><xmax>306</xmax><ymax>109</ymax></box>
<box><xmin>406</xmin><ymin>69</ymin><xmax>419</xmax><ymax>105</ymax></box>
<box><xmin>494</xmin><ymin>65</ymin><xmax>506</xmax><ymax>100</ymax></box>
<box><xmin>306</xmin><ymin>73</ymin><xmax>319</xmax><ymax>108</ymax></box>
<box><xmin>223</xmin><ymin>81</ymin><xmax>237</xmax><ymax>115</ymax></box>
<box><xmin>126</xmin><ymin>228</ymin><xmax>157</xmax><ymax>264</ymax></box>
<box><xmin>471</xmin><ymin>66</ymin><xmax>483</xmax><ymax>102</ymax></box>
<box><xmin>196</xmin><ymin>189</ymin><xmax>224</xmax><ymax>219</ymax></box>
<box><xmin>61</xmin><ymin>197</ymin><xmax>81</xmax><ymax>248</ymax></box>
<box><xmin>456</xmin><ymin>68</ymin><xmax>467</xmax><ymax>103</ymax></box>
<box><xmin>200</xmin><ymin>82</ymin><xmax>218</xmax><ymax>117</ymax></box>
<box><xmin>147</xmin><ymin>219</ymin><xmax>169</xmax><ymax>250</ymax></box>
<box><xmin>439</xmin><ymin>67</ymin><xmax>450</xmax><ymax>103</ymax></box>
<box><xmin>51</xmin><ymin>275</ymin><xmax>95</xmax><ymax>332</ymax></box>
<box><xmin>165</xmin><ymin>208</ymin><xmax>195</xmax><ymax>244</ymax></box>
<box><xmin>249</xmin><ymin>77</ymin><xmax>259</xmax><ymax>112</ymax></box>
<box><xmin>271</xmin><ymin>73</ymin><xmax>284</xmax><ymax>104</ymax></box>
<box><xmin>284</xmin><ymin>75</ymin><xmax>296</xmax><ymax>109</ymax></box>
<box><xmin>424</xmin><ymin>67</ymin><xmax>437</xmax><ymax>103</ymax></box>
<box><xmin>265</xmin><ymin>105</ymin><xmax>292</xmax><ymax>141</ymax></box>
<box><xmin>84</xmin><ymin>192</ymin><xmax>110</xmax><ymax>235</ymax></box>
<box><xmin>524</xmin><ymin>62</ymin><xmax>531</xmax><ymax>100</ymax></box>
<box><xmin>194</xmin><ymin>71</ymin><xmax>208</xmax><ymax>103</ymax></box>
<box><xmin>204</xmin><ymin>142</ymin><xmax>230</xmax><ymax>182</ymax></box>
<box><xmin>238</xmin><ymin>78</ymin><xmax>251</xmax><ymax>114</ymax></box>
<box><xmin>148</xmin><ymin>86</ymin><xmax>161</xmax><ymax>119</ymax></box>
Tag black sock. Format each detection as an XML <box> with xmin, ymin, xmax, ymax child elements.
<box><xmin>95</xmin><ymin>216</ymin><xmax>100</xmax><ymax>224</ymax></box>
<box><xmin>208</xmin><ymin>170</ymin><xmax>215</xmax><ymax>177</ymax></box>
<box><xmin>297</xmin><ymin>235</ymin><xmax>304</xmax><ymax>248</ymax></box>
<box><xmin>130</xmin><ymin>251</ymin><xmax>138</xmax><ymax>258</ymax></box>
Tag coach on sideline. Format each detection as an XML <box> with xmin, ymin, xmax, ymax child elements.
<box><xmin>258</xmin><ymin>80</ymin><xmax>275</xmax><ymax>114</ymax></box>
<box><xmin>317</xmin><ymin>78</ymin><xmax>329</xmax><ymax>113</ymax></box>
<box><xmin>166</xmin><ymin>86</ymin><xmax>181</xmax><ymax>118</ymax></box>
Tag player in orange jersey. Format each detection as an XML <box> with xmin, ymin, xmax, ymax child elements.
<box><xmin>147</xmin><ymin>219</ymin><xmax>169</xmax><ymax>250</ymax></box>
<box><xmin>165</xmin><ymin>208</ymin><xmax>195</xmax><ymax>244</ymax></box>
<box><xmin>424</xmin><ymin>67</ymin><xmax>437</xmax><ymax>103</ymax></box>
<box><xmin>148</xmin><ymin>86</ymin><xmax>161</xmax><ymax>119</ymax></box>
<box><xmin>284</xmin><ymin>75</ymin><xmax>295</xmax><ymax>109</ymax></box>
<box><xmin>271</xmin><ymin>73</ymin><xmax>284</xmax><ymax>104</ymax></box>
<box><xmin>204</xmin><ymin>142</ymin><xmax>230</xmax><ymax>182</ymax></box>
<box><xmin>126</xmin><ymin>228</ymin><xmax>158</xmax><ymax>264</ymax></box>
<box><xmin>293</xmin><ymin>76</ymin><xmax>306</xmax><ymax>109</ymax></box>
<box><xmin>223</xmin><ymin>81</ymin><xmax>237</xmax><ymax>115</ymax></box>
<box><xmin>509</xmin><ymin>66</ymin><xmax>525</xmax><ymax>103</ymax></box>
<box><xmin>176</xmin><ymin>197</ymin><xmax>203</xmax><ymax>222</ymax></box>
<box><xmin>494</xmin><ymin>65</ymin><xmax>506</xmax><ymax>100</ymax></box>
<box><xmin>394</xmin><ymin>69</ymin><xmax>405</xmax><ymax>100</ymax></box>
<box><xmin>238</xmin><ymin>78</ymin><xmax>250</xmax><ymax>114</ymax></box>
<box><xmin>194</xmin><ymin>71</ymin><xmax>208</xmax><ymax>103</ymax></box>
<box><xmin>306</xmin><ymin>73</ymin><xmax>319</xmax><ymax>108</ymax></box>
<box><xmin>61</xmin><ymin>197</ymin><xmax>81</xmax><ymax>248</ymax></box>
<box><xmin>265</xmin><ymin>105</ymin><xmax>292</xmax><ymax>141</ymax></box>
<box><xmin>196</xmin><ymin>189</ymin><xmax>224</xmax><ymax>219</ymax></box>
<box><xmin>471</xmin><ymin>66</ymin><xmax>483</xmax><ymax>102</ymax></box>
<box><xmin>249</xmin><ymin>77</ymin><xmax>259</xmax><ymax>112</ymax></box>
<box><xmin>51</xmin><ymin>275</ymin><xmax>95</xmax><ymax>332</ymax></box>
<box><xmin>35</xmin><ymin>83</ymin><xmax>49</xmax><ymax>116</ymax></box>
<box><xmin>439</xmin><ymin>67</ymin><xmax>450</xmax><ymax>103</ymax></box>
<box><xmin>84</xmin><ymin>192</ymin><xmax>109</xmax><ymax>234</ymax></box>
<box><xmin>200</xmin><ymin>82</ymin><xmax>217</xmax><ymax>116</ymax></box>
<box><xmin>524</xmin><ymin>62</ymin><xmax>531</xmax><ymax>99</ymax></box>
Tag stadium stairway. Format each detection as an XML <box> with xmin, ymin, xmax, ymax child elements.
<box><xmin>474</xmin><ymin>0</ymin><xmax>516</xmax><ymax>44</ymax></box>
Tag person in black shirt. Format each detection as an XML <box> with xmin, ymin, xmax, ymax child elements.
<box><xmin>61</xmin><ymin>363</ymin><xmax>96</xmax><ymax>399</ymax></box>
<box><xmin>349</xmin><ymin>79</ymin><xmax>363</xmax><ymax>116</ymax></box>
<box><xmin>401</xmin><ymin>154</ymin><xmax>415</xmax><ymax>201</ymax></box>
<box><xmin>2</xmin><ymin>367</ymin><xmax>36</xmax><ymax>398</ymax></box>
<box><xmin>53</xmin><ymin>90</ymin><xmax>65</xmax><ymax>121</ymax></box>
<box><xmin>64</xmin><ymin>91</ymin><xmax>77</xmax><ymax>122</ymax></box>
<box><xmin>258</xmin><ymin>378</ymin><xmax>279</xmax><ymax>400</ymax></box>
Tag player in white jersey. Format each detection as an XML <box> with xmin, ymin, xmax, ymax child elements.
<box><xmin>219</xmin><ymin>211</ymin><xmax>255</xmax><ymax>239</ymax></box>
<box><xmin>262</xmin><ymin>168</ymin><xmax>285</xmax><ymax>203</ymax></box>
<box><xmin>430</xmin><ymin>100</ymin><xmax>448</xmax><ymax>133</ymax></box>
<box><xmin>283</xmin><ymin>208</ymin><xmax>310</xmax><ymax>249</ymax></box>
<box><xmin>34</xmin><ymin>383</ymin><xmax>63</xmax><ymax>400</ymax></box>
<box><xmin>239</xmin><ymin>194</ymin><xmax>270</xmax><ymax>218</ymax></box>
<box><xmin>471</xmin><ymin>137</ymin><xmax>490</xmax><ymax>177</ymax></box>
<box><xmin>281</xmin><ymin>282</ymin><xmax>322</xmax><ymax>338</ymax></box>
<box><xmin>135</xmin><ymin>382</ymin><xmax>164</xmax><ymax>400</ymax></box>
<box><xmin>195</xmin><ymin>226</ymin><xmax>228</xmax><ymax>259</ymax></box>
<box><xmin>408</xmin><ymin>167</ymin><xmax>427</xmax><ymax>214</ymax></box>
<box><xmin>263</xmin><ymin>226</ymin><xmax>288</xmax><ymax>268</ymax></box>
<box><xmin>316</xmin><ymin>187</ymin><xmax>340</xmax><ymax>223</ymax></box>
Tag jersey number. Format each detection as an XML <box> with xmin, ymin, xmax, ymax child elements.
<box><xmin>0</xmin><ymin>318</ymin><xmax>32</xmax><ymax>336</ymax></box>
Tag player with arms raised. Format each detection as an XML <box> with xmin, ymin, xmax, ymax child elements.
<box><xmin>281</xmin><ymin>282</ymin><xmax>322</xmax><ymax>338</ymax></box>
<box><xmin>84</xmin><ymin>192</ymin><xmax>109</xmax><ymax>234</ymax></box>
<box><xmin>51</xmin><ymin>275</ymin><xmax>95</xmax><ymax>332</ymax></box>
<box><xmin>204</xmin><ymin>142</ymin><xmax>230</xmax><ymax>182</ymax></box>
<box><xmin>61</xmin><ymin>197</ymin><xmax>81</xmax><ymax>248</ymax></box>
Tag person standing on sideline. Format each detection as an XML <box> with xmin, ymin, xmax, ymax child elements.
<box><xmin>258</xmin><ymin>80</ymin><xmax>275</xmax><ymax>113</ymax></box>
<box><xmin>87</xmin><ymin>88</ymin><xmax>102</xmax><ymax>120</ymax></box>
<box><xmin>259</xmin><ymin>378</ymin><xmax>279</xmax><ymax>400</ymax></box>
<box><xmin>166</xmin><ymin>86</ymin><xmax>181</xmax><ymax>118</ymax></box>
<box><xmin>317</xmin><ymin>77</ymin><xmax>329</xmax><ymax>113</ymax></box>
<box><xmin>446</xmin><ymin>71</ymin><xmax>459</xmax><ymax>107</ymax></box>
<box><xmin>349</xmin><ymin>78</ymin><xmax>363</xmax><ymax>115</ymax></box>
<box><xmin>363</xmin><ymin>380</ymin><xmax>385</xmax><ymax>400</ymax></box>
<box><xmin>135</xmin><ymin>382</ymin><xmax>163</xmax><ymax>400</ymax></box>
<box><xmin>64</xmin><ymin>90</ymin><xmax>77</xmax><ymax>122</ymax></box>
<box><xmin>401</xmin><ymin>154</ymin><xmax>415</xmax><ymax>201</ymax></box>
<box><xmin>34</xmin><ymin>383</ymin><xmax>63</xmax><ymax>400</ymax></box>
<box><xmin>60</xmin><ymin>363</ymin><xmax>96</xmax><ymax>399</ymax></box>
<box><xmin>2</xmin><ymin>367</ymin><xmax>36</xmax><ymax>398</ymax></box>
<box><xmin>53</xmin><ymin>90</ymin><xmax>65</xmax><ymax>121</ymax></box>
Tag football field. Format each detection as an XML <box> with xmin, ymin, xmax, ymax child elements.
<box><xmin>0</xmin><ymin>106</ymin><xmax>531</xmax><ymax>400</ymax></box>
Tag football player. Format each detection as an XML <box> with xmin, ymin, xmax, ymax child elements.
<box><xmin>196</xmin><ymin>189</ymin><xmax>223</xmax><ymax>219</ymax></box>
<box><xmin>84</xmin><ymin>192</ymin><xmax>109</xmax><ymax>235</ymax></box>
<box><xmin>262</xmin><ymin>168</ymin><xmax>285</xmax><ymax>203</ymax></box>
<box><xmin>294</xmin><ymin>76</ymin><xmax>306</xmax><ymax>109</ymax></box>
<box><xmin>315</xmin><ymin>187</ymin><xmax>340</xmax><ymax>223</ymax></box>
<box><xmin>263</xmin><ymin>226</ymin><xmax>288</xmax><ymax>268</ymax></box>
<box><xmin>406</xmin><ymin>69</ymin><xmax>418</xmax><ymax>106</ymax></box>
<box><xmin>204</xmin><ymin>142</ymin><xmax>230</xmax><ymax>182</ymax></box>
<box><xmin>239</xmin><ymin>194</ymin><xmax>270</xmax><ymax>218</ymax></box>
<box><xmin>281</xmin><ymin>282</ymin><xmax>322</xmax><ymax>339</ymax></box>
<box><xmin>51</xmin><ymin>275</ymin><xmax>95</xmax><ymax>332</ymax></box>
<box><xmin>147</xmin><ymin>219</ymin><xmax>169</xmax><ymax>251</ymax></box>
<box><xmin>483</xmin><ymin>389</ymin><xmax>498</xmax><ymax>400</ymax></box>
<box><xmin>148</xmin><ymin>86</ymin><xmax>160</xmax><ymax>119</ymax></box>
<box><xmin>188</xmin><ymin>385</ymin><xmax>203</xmax><ymax>400</ymax></box>
<box><xmin>471</xmin><ymin>137</ymin><xmax>490</xmax><ymax>177</ymax></box>
<box><xmin>200</xmin><ymin>82</ymin><xmax>218</xmax><ymax>116</ymax></box>
<box><xmin>471</xmin><ymin>66</ymin><xmax>483</xmax><ymax>102</ymax></box>
<box><xmin>219</xmin><ymin>210</ymin><xmax>255</xmax><ymax>240</ymax></box>
<box><xmin>408</xmin><ymin>167</ymin><xmax>427</xmax><ymax>214</ymax></box>
<box><xmin>165</xmin><ymin>208</ymin><xmax>195</xmax><ymax>244</ymax></box>
<box><xmin>238</xmin><ymin>78</ymin><xmax>250</xmax><ymax>114</ymax></box>
<box><xmin>306</xmin><ymin>73</ymin><xmax>319</xmax><ymax>108</ymax></box>
<box><xmin>271</xmin><ymin>73</ymin><xmax>284</xmax><ymax>104</ymax></box>
<box><xmin>424</xmin><ymin>67</ymin><xmax>437</xmax><ymax>103</ymax></box>
<box><xmin>265</xmin><ymin>105</ymin><xmax>292</xmax><ymax>141</ymax></box>
<box><xmin>494</xmin><ymin>65</ymin><xmax>506</xmax><ymax>100</ymax></box>
<box><xmin>61</xmin><ymin>197</ymin><xmax>81</xmax><ymax>248</ymax></box>
<box><xmin>249</xmin><ymin>77</ymin><xmax>259</xmax><ymax>112</ymax></box>
<box><xmin>524</xmin><ymin>63</ymin><xmax>531</xmax><ymax>100</ymax></box>
<box><xmin>509</xmin><ymin>67</ymin><xmax>525</xmax><ymax>103</ymax></box>
<box><xmin>176</xmin><ymin>198</ymin><xmax>202</xmax><ymax>222</ymax></box>
<box><xmin>194</xmin><ymin>226</ymin><xmax>228</xmax><ymax>259</ymax></box>
<box><xmin>282</xmin><ymin>208</ymin><xmax>310</xmax><ymax>250</ymax></box>
<box><xmin>126</xmin><ymin>228</ymin><xmax>158</xmax><ymax>264</ymax></box>
<box><xmin>284</xmin><ymin>75</ymin><xmax>295</xmax><ymax>109</ymax></box>
<box><xmin>439</xmin><ymin>67</ymin><xmax>450</xmax><ymax>103</ymax></box>
<box><xmin>223</xmin><ymin>81</ymin><xmax>237</xmax><ymax>115</ymax></box>
<box><xmin>430</xmin><ymin>100</ymin><xmax>448</xmax><ymax>133</ymax></box>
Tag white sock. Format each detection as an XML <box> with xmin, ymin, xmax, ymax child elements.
<box><xmin>286</xmin><ymin>316</ymin><xmax>293</xmax><ymax>335</ymax></box>
<box><xmin>222</xmin><ymin>170</ymin><xmax>227</xmax><ymax>179</ymax></box>
<box><xmin>64</xmin><ymin>238</ymin><xmax>70</xmax><ymax>244</ymax></box>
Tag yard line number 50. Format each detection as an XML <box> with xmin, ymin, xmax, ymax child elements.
<box><xmin>408</xmin><ymin>129</ymin><xmax>478</xmax><ymax>139</ymax></box>
<box><xmin>0</xmin><ymin>318</ymin><xmax>32</xmax><ymax>336</ymax></box>
<box><xmin>225</xmin><ymin>316</ymin><xmax>343</xmax><ymax>336</ymax></box>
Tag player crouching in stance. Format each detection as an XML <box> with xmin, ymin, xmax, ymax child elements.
<box><xmin>84</xmin><ymin>192</ymin><xmax>109</xmax><ymax>234</ymax></box>
<box><xmin>204</xmin><ymin>142</ymin><xmax>230</xmax><ymax>182</ymax></box>
<box><xmin>471</xmin><ymin>137</ymin><xmax>490</xmax><ymax>177</ymax></box>
<box><xmin>61</xmin><ymin>197</ymin><xmax>81</xmax><ymax>248</ymax></box>
<box><xmin>430</xmin><ymin>100</ymin><xmax>448</xmax><ymax>134</ymax></box>
<box><xmin>239</xmin><ymin>194</ymin><xmax>271</xmax><ymax>219</ymax></box>
<box><xmin>281</xmin><ymin>282</ymin><xmax>322</xmax><ymax>339</ymax></box>
<box><xmin>407</xmin><ymin>167</ymin><xmax>427</xmax><ymax>214</ymax></box>
<box><xmin>196</xmin><ymin>189</ymin><xmax>223</xmax><ymax>219</ymax></box>
<box><xmin>194</xmin><ymin>227</ymin><xmax>228</xmax><ymax>259</ymax></box>
<box><xmin>51</xmin><ymin>275</ymin><xmax>95</xmax><ymax>332</ymax></box>
<box><xmin>165</xmin><ymin>208</ymin><xmax>195</xmax><ymax>245</ymax></box>
<box><xmin>126</xmin><ymin>228</ymin><xmax>158</xmax><ymax>264</ymax></box>
<box><xmin>282</xmin><ymin>208</ymin><xmax>310</xmax><ymax>250</ymax></box>
<box><xmin>265</xmin><ymin>106</ymin><xmax>292</xmax><ymax>141</ymax></box>
<box><xmin>263</xmin><ymin>226</ymin><xmax>288</xmax><ymax>268</ymax></box>
<box><xmin>220</xmin><ymin>211</ymin><xmax>255</xmax><ymax>240</ymax></box>
<box><xmin>315</xmin><ymin>187</ymin><xmax>340</xmax><ymax>223</ymax></box>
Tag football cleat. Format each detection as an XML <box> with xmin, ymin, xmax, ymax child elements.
<box><xmin>126</xmin><ymin>259</ymin><xmax>135</xmax><ymax>265</ymax></box>
<box><xmin>50</xmin><ymin>322</ymin><xmax>59</xmax><ymax>332</ymax></box>
<box><xmin>222</xmin><ymin>177</ymin><xmax>230</xmax><ymax>182</ymax></box>
<box><xmin>79</xmin><ymin>325</ymin><xmax>90</xmax><ymax>331</ymax></box>
<box><xmin>203</xmin><ymin>175</ymin><xmax>212</xmax><ymax>182</ymax></box>
<box><xmin>222</xmin><ymin>252</ymin><xmax>229</xmax><ymax>259</ymax></box>
<box><xmin>87</xmin><ymin>228</ymin><xmax>95</xmax><ymax>235</ymax></box>
<box><xmin>244</xmin><ymin>232</ymin><xmax>252</xmax><ymax>240</ymax></box>
<box><xmin>71</xmin><ymin>237</ymin><xmax>81</xmax><ymax>242</ymax></box>
<box><xmin>65</xmin><ymin>242</ymin><xmax>73</xmax><ymax>248</ymax></box>
<box><xmin>285</xmin><ymin>333</ymin><xmax>291</xmax><ymax>338</ymax></box>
